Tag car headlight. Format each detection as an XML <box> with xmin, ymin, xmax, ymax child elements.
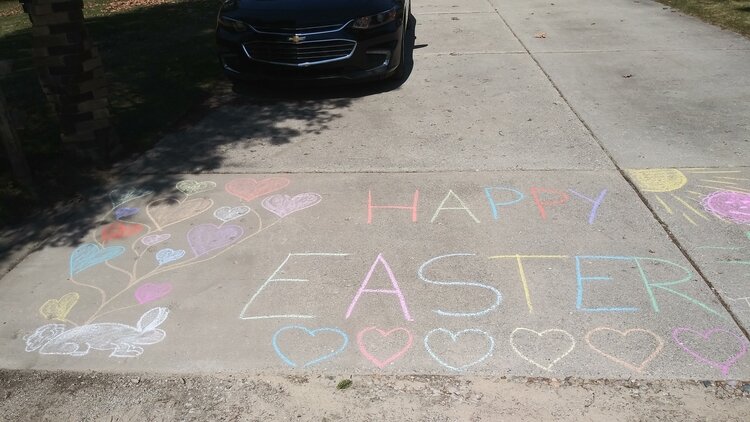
<box><xmin>218</xmin><ymin>16</ymin><xmax>249</xmax><ymax>32</ymax></box>
<box><xmin>352</xmin><ymin>7</ymin><xmax>400</xmax><ymax>29</ymax></box>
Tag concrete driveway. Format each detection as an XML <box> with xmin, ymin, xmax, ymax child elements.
<box><xmin>2</xmin><ymin>0</ymin><xmax>750</xmax><ymax>386</ymax></box>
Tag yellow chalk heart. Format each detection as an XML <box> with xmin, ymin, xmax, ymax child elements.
<box><xmin>39</xmin><ymin>292</ymin><xmax>79</xmax><ymax>321</ymax></box>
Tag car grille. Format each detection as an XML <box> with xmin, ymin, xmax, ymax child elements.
<box><xmin>243</xmin><ymin>40</ymin><xmax>356</xmax><ymax>67</ymax></box>
<box><xmin>249</xmin><ymin>23</ymin><xmax>346</xmax><ymax>34</ymax></box>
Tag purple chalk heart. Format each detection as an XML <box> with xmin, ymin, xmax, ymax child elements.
<box><xmin>262</xmin><ymin>193</ymin><xmax>322</xmax><ymax>218</ymax></box>
<box><xmin>672</xmin><ymin>327</ymin><xmax>749</xmax><ymax>376</ymax></box>
<box><xmin>187</xmin><ymin>224</ymin><xmax>243</xmax><ymax>257</ymax></box>
<box><xmin>114</xmin><ymin>207</ymin><xmax>139</xmax><ymax>220</ymax></box>
<box><xmin>141</xmin><ymin>233</ymin><xmax>171</xmax><ymax>246</ymax></box>
<box><xmin>134</xmin><ymin>282</ymin><xmax>172</xmax><ymax>304</ymax></box>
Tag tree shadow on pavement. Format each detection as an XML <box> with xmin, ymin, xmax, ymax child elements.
<box><xmin>0</xmin><ymin>5</ymin><xmax>417</xmax><ymax>275</ymax></box>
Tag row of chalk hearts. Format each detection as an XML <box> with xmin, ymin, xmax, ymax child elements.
<box><xmin>109</xmin><ymin>178</ymin><xmax>300</xmax><ymax>209</ymax></box>
<box><xmin>273</xmin><ymin>326</ymin><xmax>749</xmax><ymax>375</ymax></box>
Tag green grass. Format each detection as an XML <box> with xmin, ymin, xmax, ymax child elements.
<box><xmin>0</xmin><ymin>0</ymin><xmax>225</xmax><ymax>224</ymax></box>
<box><xmin>657</xmin><ymin>0</ymin><xmax>750</xmax><ymax>37</ymax></box>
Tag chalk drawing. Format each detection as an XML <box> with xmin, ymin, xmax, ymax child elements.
<box><xmin>568</xmin><ymin>189</ymin><xmax>607</xmax><ymax>224</ymax></box>
<box><xmin>146</xmin><ymin>198</ymin><xmax>214</xmax><ymax>230</ymax></box>
<box><xmin>155</xmin><ymin>248</ymin><xmax>185</xmax><ymax>266</ymax></box>
<box><xmin>187</xmin><ymin>224</ymin><xmax>243</xmax><ymax>257</ymax></box>
<box><xmin>489</xmin><ymin>255</ymin><xmax>567</xmax><ymax>314</ymax></box>
<box><xmin>176</xmin><ymin>180</ymin><xmax>217</xmax><ymax>196</ymax></box>
<box><xmin>418</xmin><ymin>253</ymin><xmax>502</xmax><ymax>317</ymax></box>
<box><xmin>213</xmin><ymin>205</ymin><xmax>251</xmax><ymax>222</ymax></box>
<box><xmin>69</xmin><ymin>243</ymin><xmax>125</xmax><ymax>276</ymax></box>
<box><xmin>585</xmin><ymin>327</ymin><xmax>663</xmax><ymax>373</ymax></box>
<box><xmin>141</xmin><ymin>234</ymin><xmax>171</xmax><ymax>246</ymax></box>
<box><xmin>345</xmin><ymin>254</ymin><xmax>413</xmax><ymax>321</ymax></box>
<box><xmin>39</xmin><ymin>293</ymin><xmax>79</xmax><ymax>322</ymax></box>
<box><xmin>262</xmin><ymin>193</ymin><xmax>322</xmax><ymax>218</ymax></box>
<box><xmin>702</xmin><ymin>191</ymin><xmax>750</xmax><ymax>224</ymax></box>
<box><xmin>272</xmin><ymin>326</ymin><xmax>348</xmax><ymax>367</ymax></box>
<box><xmin>240</xmin><ymin>253</ymin><xmax>350</xmax><ymax>320</ymax></box>
<box><xmin>367</xmin><ymin>190</ymin><xmax>419</xmax><ymax>224</ymax></box>
<box><xmin>629</xmin><ymin>169</ymin><xmax>688</xmax><ymax>192</ymax></box>
<box><xmin>225</xmin><ymin>177</ymin><xmax>290</xmax><ymax>202</ymax></box>
<box><xmin>134</xmin><ymin>283</ymin><xmax>172</xmax><ymax>304</ymax></box>
<box><xmin>100</xmin><ymin>222</ymin><xmax>143</xmax><ymax>244</ymax></box>
<box><xmin>424</xmin><ymin>328</ymin><xmax>495</xmax><ymax>371</ymax></box>
<box><xmin>483</xmin><ymin>187</ymin><xmax>524</xmax><ymax>220</ymax></box>
<box><xmin>109</xmin><ymin>187</ymin><xmax>152</xmax><ymax>209</ymax></box>
<box><xmin>114</xmin><ymin>207</ymin><xmax>139</xmax><ymax>220</ymax></box>
<box><xmin>509</xmin><ymin>328</ymin><xmax>575</xmax><ymax>371</ymax></box>
<box><xmin>430</xmin><ymin>190</ymin><xmax>480</xmax><ymax>223</ymax></box>
<box><xmin>529</xmin><ymin>187</ymin><xmax>569</xmax><ymax>220</ymax></box>
<box><xmin>357</xmin><ymin>327</ymin><xmax>413</xmax><ymax>369</ymax></box>
<box><xmin>24</xmin><ymin>307</ymin><xmax>169</xmax><ymax>358</ymax></box>
<box><xmin>672</xmin><ymin>327</ymin><xmax>749</xmax><ymax>376</ymax></box>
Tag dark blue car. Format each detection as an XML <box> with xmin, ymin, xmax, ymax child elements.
<box><xmin>216</xmin><ymin>0</ymin><xmax>411</xmax><ymax>82</ymax></box>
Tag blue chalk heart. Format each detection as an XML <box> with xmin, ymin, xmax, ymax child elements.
<box><xmin>69</xmin><ymin>243</ymin><xmax>125</xmax><ymax>277</ymax></box>
<box><xmin>114</xmin><ymin>207</ymin><xmax>139</xmax><ymax>220</ymax></box>
<box><xmin>155</xmin><ymin>248</ymin><xmax>185</xmax><ymax>266</ymax></box>
<box><xmin>272</xmin><ymin>326</ymin><xmax>349</xmax><ymax>368</ymax></box>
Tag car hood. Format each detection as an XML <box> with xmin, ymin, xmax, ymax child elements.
<box><xmin>220</xmin><ymin>0</ymin><xmax>400</xmax><ymax>27</ymax></box>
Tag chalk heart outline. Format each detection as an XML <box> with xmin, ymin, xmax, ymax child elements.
<box><xmin>272</xmin><ymin>326</ymin><xmax>349</xmax><ymax>368</ymax></box>
<box><xmin>585</xmin><ymin>327</ymin><xmax>664</xmax><ymax>373</ymax></box>
<box><xmin>225</xmin><ymin>177</ymin><xmax>290</xmax><ymax>202</ymax></box>
<box><xmin>114</xmin><ymin>207</ymin><xmax>139</xmax><ymax>220</ymax></box>
<box><xmin>146</xmin><ymin>197</ymin><xmax>214</xmax><ymax>230</ymax></box>
<box><xmin>357</xmin><ymin>327</ymin><xmax>413</xmax><ymax>369</ymax></box>
<box><xmin>213</xmin><ymin>205</ymin><xmax>251</xmax><ymax>222</ymax></box>
<box><xmin>672</xmin><ymin>327</ymin><xmax>749</xmax><ymax>376</ymax></box>
<box><xmin>141</xmin><ymin>233</ymin><xmax>171</xmax><ymax>246</ymax></box>
<box><xmin>176</xmin><ymin>180</ymin><xmax>217</xmax><ymax>196</ymax></box>
<box><xmin>100</xmin><ymin>222</ymin><xmax>143</xmax><ymax>244</ymax></box>
<box><xmin>155</xmin><ymin>248</ymin><xmax>185</xmax><ymax>266</ymax></box>
<box><xmin>187</xmin><ymin>224</ymin><xmax>244</xmax><ymax>257</ymax></box>
<box><xmin>134</xmin><ymin>283</ymin><xmax>172</xmax><ymax>304</ymax></box>
<box><xmin>510</xmin><ymin>328</ymin><xmax>576</xmax><ymax>372</ymax></box>
<box><xmin>39</xmin><ymin>292</ymin><xmax>79</xmax><ymax>321</ymax></box>
<box><xmin>424</xmin><ymin>328</ymin><xmax>495</xmax><ymax>372</ymax></box>
<box><xmin>262</xmin><ymin>193</ymin><xmax>322</xmax><ymax>218</ymax></box>
<box><xmin>69</xmin><ymin>243</ymin><xmax>125</xmax><ymax>276</ymax></box>
<box><xmin>109</xmin><ymin>187</ymin><xmax>152</xmax><ymax>209</ymax></box>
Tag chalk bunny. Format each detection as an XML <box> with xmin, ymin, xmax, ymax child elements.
<box><xmin>24</xmin><ymin>307</ymin><xmax>169</xmax><ymax>358</ymax></box>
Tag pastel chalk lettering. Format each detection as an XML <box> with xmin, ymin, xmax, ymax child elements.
<box><xmin>345</xmin><ymin>253</ymin><xmax>413</xmax><ymax>321</ymax></box>
<box><xmin>262</xmin><ymin>193</ymin><xmax>322</xmax><ymax>218</ymax></box>
<box><xmin>424</xmin><ymin>328</ymin><xmax>495</xmax><ymax>372</ymax></box>
<box><xmin>418</xmin><ymin>253</ymin><xmax>501</xmax><ymax>317</ymax></box>
<box><xmin>530</xmin><ymin>187</ymin><xmax>569</xmax><ymax>220</ymax></box>
<box><xmin>367</xmin><ymin>190</ymin><xmax>419</xmax><ymax>224</ymax></box>
<box><xmin>69</xmin><ymin>243</ymin><xmax>125</xmax><ymax>276</ymax></box>
<box><xmin>672</xmin><ymin>327</ymin><xmax>749</xmax><ymax>376</ymax></box>
<box><xmin>489</xmin><ymin>255</ymin><xmax>567</xmax><ymax>314</ymax></box>
<box><xmin>357</xmin><ymin>326</ymin><xmax>413</xmax><ymax>369</ymax></box>
<box><xmin>569</xmin><ymin>189</ymin><xmax>607</xmax><ymax>224</ymax></box>
<box><xmin>239</xmin><ymin>253</ymin><xmax>350</xmax><ymax>320</ymax></box>
<box><xmin>225</xmin><ymin>177</ymin><xmax>290</xmax><ymax>202</ymax></box>
<box><xmin>187</xmin><ymin>224</ymin><xmax>243</xmax><ymax>257</ymax></box>
<box><xmin>575</xmin><ymin>256</ymin><xmax>640</xmax><ymax>313</ymax></box>
<box><xmin>272</xmin><ymin>325</ymin><xmax>349</xmax><ymax>368</ymax></box>
<box><xmin>430</xmin><ymin>190</ymin><xmax>480</xmax><ymax>223</ymax></box>
<box><xmin>483</xmin><ymin>187</ymin><xmax>524</xmax><ymax>220</ymax></box>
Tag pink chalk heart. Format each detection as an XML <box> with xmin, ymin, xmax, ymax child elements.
<box><xmin>225</xmin><ymin>177</ymin><xmax>290</xmax><ymax>202</ymax></box>
<box><xmin>262</xmin><ymin>193</ymin><xmax>322</xmax><ymax>218</ymax></box>
<box><xmin>134</xmin><ymin>283</ymin><xmax>172</xmax><ymax>304</ymax></box>
<box><xmin>357</xmin><ymin>327</ymin><xmax>413</xmax><ymax>369</ymax></box>
<box><xmin>141</xmin><ymin>233</ymin><xmax>171</xmax><ymax>246</ymax></box>
<box><xmin>672</xmin><ymin>327</ymin><xmax>749</xmax><ymax>376</ymax></box>
<box><xmin>187</xmin><ymin>224</ymin><xmax>244</xmax><ymax>257</ymax></box>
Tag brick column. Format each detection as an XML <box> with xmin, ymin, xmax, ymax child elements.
<box><xmin>30</xmin><ymin>0</ymin><xmax>120</xmax><ymax>161</ymax></box>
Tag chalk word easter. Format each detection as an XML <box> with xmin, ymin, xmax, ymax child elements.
<box><xmin>242</xmin><ymin>252</ymin><xmax>749</xmax><ymax>376</ymax></box>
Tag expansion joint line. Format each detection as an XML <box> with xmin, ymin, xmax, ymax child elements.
<box><xmin>484</xmin><ymin>0</ymin><xmax>750</xmax><ymax>341</ymax></box>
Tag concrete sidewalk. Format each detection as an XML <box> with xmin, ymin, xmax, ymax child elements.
<box><xmin>1</xmin><ymin>0</ymin><xmax>749</xmax><ymax>395</ymax></box>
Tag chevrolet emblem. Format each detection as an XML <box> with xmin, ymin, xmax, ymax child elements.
<box><xmin>288</xmin><ymin>34</ymin><xmax>306</xmax><ymax>43</ymax></box>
